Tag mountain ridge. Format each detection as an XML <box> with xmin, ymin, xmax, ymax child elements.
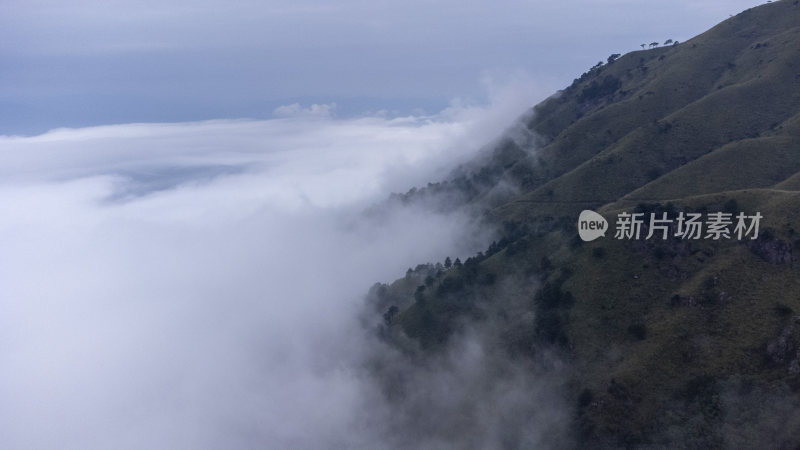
<box><xmin>367</xmin><ymin>1</ymin><xmax>800</xmax><ymax>447</ymax></box>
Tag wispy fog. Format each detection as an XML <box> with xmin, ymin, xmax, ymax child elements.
<box><xmin>364</xmin><ymin>310</ymin><xmax>573</xmax><ymax>449</ymax></box>
<box><xmin>0</xmin><ymin>82</ymin><xmax>548</xmax><ymax>448</ymax></box>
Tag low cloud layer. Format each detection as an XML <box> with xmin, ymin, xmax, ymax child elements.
<box><xmin>0</xmin><ymin>86</ymin><xmax>545</xmax><ymax>448</ymax></box>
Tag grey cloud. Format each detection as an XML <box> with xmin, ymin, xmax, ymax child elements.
<box><xmin>106</xmin><ymin>164</ymin><xmax>248</xmax><ymax>201</ymax></box>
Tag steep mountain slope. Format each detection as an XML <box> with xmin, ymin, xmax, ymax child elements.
<box><xmin>367</xmin><ymin>1</ymin><xmax>800</xmax><ymax>447</ymax></box>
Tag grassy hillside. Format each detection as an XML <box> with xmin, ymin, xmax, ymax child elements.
<box><xmin>368</xmin><ymin>1</ymin><xmax>800</xmax><ymax>447</ymax></box>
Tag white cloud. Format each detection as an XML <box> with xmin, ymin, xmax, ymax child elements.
<box><xmin>0</xmin><ymin>86</ymin><xmax>536</xmax><ymax>448</ymax></box>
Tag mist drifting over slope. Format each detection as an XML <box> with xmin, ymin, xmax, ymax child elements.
<box><xmin>0</xmin><ymin>79</ymin><xmax>557</xmax><ymax>448</ymax></box>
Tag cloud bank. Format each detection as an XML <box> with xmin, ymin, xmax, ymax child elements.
<box><xmin>0</xmin><ymin>86</ymin><xmax>547</xmax><ymax>448</ymax></box>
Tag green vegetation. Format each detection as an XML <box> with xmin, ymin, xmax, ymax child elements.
<box><xmin>368</xmin><ymin>1</ymin><xmax>800</xmax><ymax>446</ymax></box>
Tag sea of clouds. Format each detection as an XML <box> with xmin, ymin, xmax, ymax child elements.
<box><xmin>0</xmin><ymin>78</ymin><xmax>551</xmax><ymax>448</ymax></box>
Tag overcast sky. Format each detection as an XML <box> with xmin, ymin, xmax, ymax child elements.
<box><xmin>1</xmin><ymin>0</ymin><xmax>761</xmax><ymax>135</ymax></box>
